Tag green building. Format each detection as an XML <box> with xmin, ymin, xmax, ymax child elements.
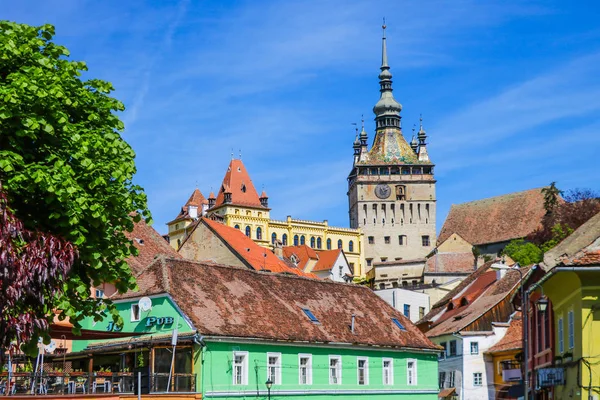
<box><xmin>74</xmin><ymin>256</ymin><xmax>440</xmax><ymax>398</ymax></box>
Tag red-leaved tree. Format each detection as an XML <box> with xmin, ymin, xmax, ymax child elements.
<box><xmin>0</xmin><ymin>185</ymin><xmax>76</xmax><ymax>351</ymax></box>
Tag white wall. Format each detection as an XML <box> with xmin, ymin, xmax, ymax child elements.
<box><xmin>313</xmin><ymin>252</ymin><xmax>353</xmax><ymax>283</ymax></box>
<box><xmin>375</xmin><ymin>288</ymin><xmax>430</xmax><ymax>323</ymax></box>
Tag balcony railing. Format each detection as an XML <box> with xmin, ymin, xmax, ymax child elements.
<box><xmin>0</xmin><ymin>372</ymin><xmax>196</xmax><ymax>395</ymax></box>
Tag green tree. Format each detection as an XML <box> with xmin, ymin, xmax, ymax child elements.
<box><xmin>503</xmin><ymin>239</ymin><xmax>543</xmax><ymax>266</ymax></box>
<box><xmin>0</xmin><ymin>22</ymin><xmax>149</xmax><ymax>344</ymax></box>
<box><xmin>542</xmin><ymin>182</ymin><xmax>563</xmax><ymax>213</ymax></box>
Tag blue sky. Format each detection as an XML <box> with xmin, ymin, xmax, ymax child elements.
<box><xmin>3</xmin><ymin>0</ymin><xmax>600</xmax><ymax>234</ymax></box>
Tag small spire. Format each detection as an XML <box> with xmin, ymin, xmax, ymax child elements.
<box><xmin>410</xmin><ymin>134</ymin><xmax>418</xmax><ymax>153</ymax></box>
<box><xmin>361</xmin><ymin>114</ymin><xmax>365</xmax><ymax>130</ymax></box>
<box><xmin>381</xmin><ymin>18</ymin><xmax>388</xmax><ymax>68</ymax></box>
<box><xmin>418</xmin><ymin>114</ymin><xmax>427</xmax><ymax>145</ymax></box>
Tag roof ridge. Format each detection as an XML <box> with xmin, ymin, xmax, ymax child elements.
<box><xmin>451</xmin><ymin>187</ymin><xmax>546</xmax><ymax>207</ymax></box>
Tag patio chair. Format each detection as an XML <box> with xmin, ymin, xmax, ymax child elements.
<box><xmin>92</xmin><ymin>377</ymin><xmax>111</xmax><ymax>393</ymax></box>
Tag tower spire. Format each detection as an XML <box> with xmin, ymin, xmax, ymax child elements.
<box><xmin>417</xmin><ymin>114</ymin><xmax>430</xmax><ymax>162</ymax></box>
<box><xmin>373</xmin><ymin>20</ymin><xmax>402</xmax><ymax>130</ymax></box>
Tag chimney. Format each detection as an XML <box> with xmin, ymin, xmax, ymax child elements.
<box><xmin>273</xmin><ymin>239</ymin><xmax>283</xmax><ymax>258</ymax></box>
<box><xmin>351</xmin><ymin>314</ymin><xmax>356</xmax><ymax>334</ymax></box>
<box><xmin>188</xmin><ymin>205</ymin><xmax>198</xmax><ymax>219</ymax></box>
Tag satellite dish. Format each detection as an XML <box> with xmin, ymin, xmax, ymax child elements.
<box><xmin>45</xmin><ymin>340</ymin><xmax>57</xmax><ymax>353</ymax></box>
<box><xmin>138</xmin><ymin>297</ymin><xmax>152</xmax><ymax>312</ymax></box>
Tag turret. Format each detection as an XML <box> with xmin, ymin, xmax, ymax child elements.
<box><xmin>208</xmin><ymin>191</ymin><xmax>216</xmax><ymax>208</ymax></box>
<box><xmin>260</xmin><ymin>190</ymin><xmax>269</xmax><ymax>208</ymax></box>
<box><xmin>417</xmin><ymin>116</ymin><xmax>430</xmax><ymax>162</ymax></box>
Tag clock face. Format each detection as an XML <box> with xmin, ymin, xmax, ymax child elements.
<box><xmin>375</xmin><ymin>184</ymin><xmax>391</xmax><ymax>199</ymax></box>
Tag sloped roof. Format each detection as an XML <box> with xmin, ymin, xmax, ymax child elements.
<box><xmin>438</xmin><ymin>188</ymin><xmax>547</xmax><ymax>246</ymax></box>
<box><xmin>125</xmin><ymin>218</ymin><xmax>181</xmax><ymax>274</ymax></box>
<box><xmin>313</xmin><ymin>249</ymin><xmax>343</xmax><ymax>272</ymax></box>
<box><xmin>199</xmin><ymin>218</ymin><xmax>315</xmax><ymax>278</ymax></box>
<box><xmin>213</xmin><ymin>159</ymin><xmax>265</xmax><ymax>209</ymax></box>
<box><xmin>282</xmin><ymin>245</ymin><xmax>319</xmax><ymax>270</ymax></box>
<box><xmin>425</xmin><ymin>252</ymin><xmax>475</xmax><ymax>273</ymax></box>
<box><xmin>170</xmin><ymin>188</ymin><xmax>207</xmax><ymax>223</ymax></box>
<box><xmin>120</xmin><ymin>256</ymin><xmax>439</xmax><ymax>350</ymax></box>
<box><xmin>358</xmin><ymin>128</ymin><xmax>423</xmax><ymax>165</ymax></box>
<box><xmin>419</xmin><ymin>262</ymin><xmax>529</xmax><ymax>337</ymax></box>
<box><xmin>487</xmin><ymin>313</ymin><xmax>522</xmax><ymax>354</ymax></box>
<box><xmin>545</xmin><ymin>210</ymin><xmax>600</xmax><ymax>268</ymax></box>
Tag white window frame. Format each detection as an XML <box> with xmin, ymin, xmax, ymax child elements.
<box><xmin>95</xmin><ymin>288</ymin><xmax>104</xmax><ymax>298</ymax></box>
<box><xmin>473</xmin><ymin>372</ymin><xmax>483</xmax><ymax>386</ymax></box>
<box><xmin>298</xmin><ymin>354</ymin><xmax>312</xmax><ymax>385</ymax></box>
<box><xmin>558</xmin><ymin>316</ymin><xmax>564</xmax><ymax>353</ymax></box>
<box><xmin>568</xmin><ymin>310</ymin><xmax>575</xmax><ymax>349</ymax></box>
<box><xmin>233</xmin><ymin>351</ymin><xmax>248</xmax><ymax>385</ymax></box>
<box><xmin>407</xmin><ymin>358</ymin><xmax>417</xmax><ymax>386</ymax></box>
<box><xmin>470</xmin><ymin>341</ymin><xmax>479</xmax><ymax>355</ymax></box>
<box><xmin>382</xmin><ymin>358</ymin><xmax>393</xmax><ymax>385</ymax></box>
<box><xmin>267</xmin><ymin>352</ymin><xmax>282</xmax><ymax>385</ymax></box>
<box><xmin>130</xmin><ymin>304</ymin><xmax>140</xmax><ymax>322</ymax></box>
<box><xmin>357</xmin><ymin>357</ymin><xmax>369</xmax><ymax>385</ymax></box>
<box><xmin>329</xmin><ymin>355</ymin><xmax>342</xmax><ymax>385</ymax></box>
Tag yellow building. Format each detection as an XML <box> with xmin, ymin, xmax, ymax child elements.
<box><xmin>167</xmin><ymin>158</ymin><xmax>365</xmax><ymax>277</ymax></box>
<box><xmin>541</xmin><ymin>211</ymin><xmax>600</xmax><ymax>400</ymax></box>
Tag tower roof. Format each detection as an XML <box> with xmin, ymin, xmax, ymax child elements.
<box><xmin>213</xmin><ymin>159</ymin><xmax>266</xmax><ymax>209</ymax></box>
<box><xmin>186</xmin><ymin>188</ymin><xmax>207</xmax><ymax>207</ymax></box>
<box><xmin>372</xmin><ymin>23</ymin><xmax>402</xmax><ymax>122</ymax></box>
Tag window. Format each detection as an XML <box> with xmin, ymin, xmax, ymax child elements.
<box><xmin>381</xmin><ymin>257</ymin><xmax>387</xmax><ymax>262</ymax></box>
<box><xmin>403</xmin><ymin>304</ymin><xmax>410</xmax><ymax>318</ymax></box>
<box><xmin>234</xmin><ymin>224</ymin><xmax>240</xmax><ymax>229</ymax></box>
<box><xmin>471</xmin><ymin>342</ymin><xmax>479</xmax><ymax>355</ymax></box>
<box><xmin>317</xmin><ymin>238</ymin><xmax>322</xmax><ymax>249</ymax></box>
<box><xmin>338</xmin><ymin>239</ymin><xmax>343</xmax><ymax>249</ymax></box>
<box><xmin>392</xmin><ymin>318</ymin><xmax>406</xmax><ymax>331</ymax></box>
<box><xmin>382</xmin><ymin>358</ymin><xmax>393</xmax><ymax>385</ymax></box>
<box><xmin>282</xmin><ymin>234</ymin><xmax>288</xmax><ymax>246</ymax></box>
<box><xmin>293</xmin><ymin>235</ymin><xmax>299</xmax><ymax>246</ymax></box>
<box><xmin>299</xmin><ymin>354</ymin><xmax>312</xmax><ymax>385</ymax></box>
<box><xmin>357</xmin><ymin>357</ymin><xmax>369</xmax><ymax>385</ymax></box>
<box><xmin>327</xmin><ymin>238</ymin><xmax>332</xmax><ymax>250</ymax></box>
<box><xmin>302</xmin><ymin>308</ymin><xmax>319</xmax><ymax>323</ymax></box>
<box><xmin>348</xmin><ymin>241</ymin><xmax>354</xmax><ymax>252</ymax></box>
<box><xmin>439</xmin><ymin>371</ymin><xmax>446</xmax><ymax>388</ymax></box>
<box><xmin>568</xmin><ymin>310</ymin><xmax>575</xmax><ymax>349</ymax></box>
<box><xmin>95</xmin><ymin>288</ymin><xmax>104</xmax><ymax>298</ymax></box>
<box><xmin>439</xmin><ymin>342</ymin><xmax>447</xmax><ymax>359</ymax></box>
<box><xmin>131</xmin><ymin>304</ymin><xmax>140</xmax><ymax>322</ymax></box>
<box><xmin>256</xmin><ymin>227</ymin><xmax>262</xmax><ymax>240</ymax></box>
<box><xmin>558</xmin><ymin>316</ymin><xmax>564</xmax><ymax>353</ymax></box>
<box><xmin>267</xmin><ymin>353</ymin><xmax>281</xmax><ymax>384</ymax></box>
<box><xmin>399</xmin><ymin>235</ymin><xmax>407</xmax><ymax>245</ymax></box>
<box><xmin>329</xmin><ymin>356</ymin><xmax>342</xmax><ymax>384</ymax></box>
<box><xmin>473</xmin><ymin>372</ymin><xmax>482</xmax><ymax>386</ymax></box>
<box><xmin>419</xmin><ymin>307</ymin><xmax>425</xmax><ymax>319</ymax></box>
<box><xmin>422</xmin><ymin>235</ymin><xmax>430</xmax><ymax>246</ymax></box>
<box><xmin>449</xmin><ymin>340</ymin><xmax>457</xmax><ymax>356</ymax></box>
<box><xmin>300</xmin><ymin>235</ymin><xmax>306</xmax><ymax>245</ymax></box>
<box><xmin>366</xmin><ymin>259</ymin><xmax>372</xmax><ymax>266</ymax></box>
<box><xmin>233</xmin><ymin>351</ymin><xmax>248</xmax><ymax>385</ymax></box>
<box><xmin>407</xmin><ymin>359</ymin><xmax>417</xmax><ymax>386</ymax></box>
<box><xmin>310</xmin><ymin>237</ymin><xmax>315</xmax><ymax>248</ymax></box>
<box><xmin>368</xmin><ymin>236</ymin><xmax>375</xmax><ymax>244</ymax></box>
<box><xmin>379</xmin><ymin>283</ymin><xmax>385</xmax><ymax>290</ymax></box>
<box><xmin>245</xmin><ymin>226</ymin><xmax>251</xmax><ymax>238</ymax></box>
<box><xmin>384</xmin><ymin>236</ymin><xmax>390</xmax><ymax>244</ymax></box>
<box><xmin>271</xmin><ymin>232</ymin><xmax>277</xmax><ymax>244</ymax></box>
<box><xmin>338</xmin><ymin>265</ymin><xmax>343</xmax><ymax>277</ymax></box>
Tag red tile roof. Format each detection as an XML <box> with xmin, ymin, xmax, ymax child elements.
<box><xmin>125</xmin><ymin>218</ymin><xmax>181</xmax><ymax>274</ymax></box>
<box><xmin>121</xmin><ymin>256</ymin><xmax>439</xmax><ymax>350</ymax></box>
<box><xmin>487</xmin><ymin>313</ymin><xmax>522</xmax><ymax>353</ymax></box>
<box><xmin>438</xmin><ymin>188</ymin><xmax>547</xmax><ymax>246</ymax></box>
<box><xmin>544</xmin><ymin>210</ymin><xmax>600</xmax><ymax>269</ymax></box>
<box><xmin>425</xmin><ymin>252</ymin><xmax>476</xmax><ymax>273</ymax></box>
<box><xmin>313</xmin><ymin>249</ymin><xmax>343</xmax><ymax>272</ymax></box>
<box><xmin>213</xmin><ymin>159</ymin><xmax>266</xmax><ymax>209</ymax></box>
<box><xmin>200</xmin><ymin>218</ymin><xmax>316</xmax><ymax>278</ymax></box>
<box><xmin>282</xmin><ymin>245</ymin><xmax>319</xmax><ymax>270</ymax></box>
<box><xmin>170</xmin><ymin>188</ymin><xmax>207</xmax><ymax>222</ymax></box>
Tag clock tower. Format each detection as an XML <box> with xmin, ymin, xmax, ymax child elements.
<box><xmin>347</xmin><ymin>24</ymin><xmax>436</xmax><ymax>272</ymax></box>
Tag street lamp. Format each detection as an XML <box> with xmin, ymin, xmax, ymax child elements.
<box><xmin>265</xmin><ymin>378</ymin><xmax>273</xmax><ymax>400</ymax></box>
<box><xmin>536</xmin><ymin>296</ymin><xmax>549</xmax><ymax>313</ymax></box>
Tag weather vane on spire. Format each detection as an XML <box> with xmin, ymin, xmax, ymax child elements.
<box><xmin>239</xmin><ymin>149</ymin><xmax>242</xmax><ymax>160</ymax></box>
<box><xmin>231</xmin><ymin>149</ymin><xmax>234</xmax><ymax>160</ymax></box>
<box><xmin>382</xmin><ymin>17</ymin><xmax>386</xmax><ymax>30</ymax></box>
<box><xmin>361</xmin><ymin>114</ymin><xmax>365</xmax><ymax>129</ymax></box>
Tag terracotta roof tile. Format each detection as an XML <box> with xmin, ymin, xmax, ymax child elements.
<box><xmin>213</xmin><ymin>159</ymin><xmax>266</xmax><ymax>209</ymax></box>
<box><xmin>425</xmin><ymin>252</ymin><xmax>476</xmax><ymax>273</ymax></box>
<box><xmin>125</xmin><ymin>218</ymin><xmax>181</xmax><ymax>274</ymax></box>
<box><xmin>282</xmin><ymin>245</ymin><xmax>319</xmax><ymax>270</ymax></box>
<box><xmin>201</xmin><ymin>218</ymin><xmax>316</xmax><ymax>278</ymax></box>
<box><xmin>121</xmin><ymin>257</ymin><xmax>439</xmax><ymax>350</ymax></box>
<box><xmin>170</xmin><ymin>188</ymin><xmax>207</xmax><ymax>222</ymax></box>
<box><xmin>312</xmin><ymin>249</ymin><xmax>343</xmax><ymax>272</ymax></box>
<box><xmin>438</xmin><ymin>188</ymin><xmax>547</xmax><ymax>245</ymax></box>
<box><xmin>487</xmin><ymin>313</ymin><xmax>522</xmax><ymax>353</ymax></box>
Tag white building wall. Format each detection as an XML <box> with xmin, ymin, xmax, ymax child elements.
<box><xmin>375</xmin><ymin>288</ymin><xmax>430</xmax><ymax>323</ymax></box>
<box><xmin>312</xmin><ymin>252</ymin><xmax>353</xmax><ymax>283</ymax></box>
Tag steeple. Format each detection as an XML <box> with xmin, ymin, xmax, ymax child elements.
<box><xmin>359</xmin><ymin>116</ymin><xmax>368</xmax><ymax>145</ymax></box>
<box><xmin>373</xmin><ymin>21</ymin><xmax>402</xmax><ymax>130</ymax></box>
<box><xmin>417</xmin><ymin>115</ymin><xmax>430</xmax><ymax>162</ymax></box>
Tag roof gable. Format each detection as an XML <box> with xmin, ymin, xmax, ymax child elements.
<box><xmin>125</xmin><ymin>218</ymin><xmax>181</xmax><ymax>274</ymax></box>
<box><xmin>213</xmin><ymin>159</ymin><xmax>265</xmax><ymax>209</ymax></box>
<box><xmin>486</xmin><ymin>312</ymin><xmax>522</xmax><ymax>354</ymax></box>
<box><xmin>425</xmin><ymin>252</ymin><xmax>476</xmax><ymax>273</ymax></box>
<box><xmin>282</xmin><ymin>245</ymin><xmax>319</xmax><ymax>270</ymax></box>
<box><xmin>124</xmin><ymin>257</ymin><xmax>439</xmax><ymax>350</ymax></box>
<box><xmin>438</xmin><ymin>188</ymin><xmax>547</xmax><ymax>246</ymax></box>
<box><xmin>545</xmin><ymin>210</ymin><xmax>600</xmax><ymax>268</ymax></box>
<box><xmin>312</xmin><ymin>249</ymin><xmax>343</xmax><ymax>272</ymax></box>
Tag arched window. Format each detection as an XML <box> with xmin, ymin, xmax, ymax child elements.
<box><xmin>177</xmin><ymin>239</ymin><xmax>181</xmax><ymax>248</ymax></box>
<box><xmin>256</xmin><ymin>227</ymin><xmax>262</xmax><ymax>240</ymax></box>
<box><xmin>348</xmin><ymin>241</ymin><xmax>354</xmax><ymax>252</ymax></box>
<box><xmin>317</xmin><ymin>238</ymin><xmax>322</xmax><ymax>249</ymax></box>
<box><xmin>293</xmin><ymin>235</ymin><xmax>299</xmax><ymax>246</ymax></box>
<box><xmin>282</xmin><ymin>234</ymin><xmax>288</xmax><ymax>246</ymax></box>
<box><xmin>327</xmin><ymin>238</ymin><xmax>332</xmax><ymax>250</ymax></box>
<box><xmin>234</xmin><ymin>224</ymin><xmax>240</xmax><ymax>230</ymax></box>
<box><xmin>310</xmin><ymin>237</ymin><xmax>316</xmax><ymax>248</ymax></box>
<box><xmin>271</xmin><ymin>232</ymin><xmax>277</xmax><ymax>244</ymax></box>
<box><xmin>337</xmin><ymin>239</ymin><xmax>343</xmax><ymax>249</ymax></box>
<box><xmin>300</xmin><ymin>235</ymin><xmax>306</xmax><ymax>245</ymax></box>
<box><xmin>245</xmin><ymin>226</ymin><xmax>251</xmax><ymax>238</ymax></box>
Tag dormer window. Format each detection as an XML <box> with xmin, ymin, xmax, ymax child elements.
<box><xmin>241</xmin><ymin>183</ymin><xmax>247</xmax><ymax>193</ymax></box>
<box><xmin>302</xmin><ymin>308</ymin><xmax>319</xmax><ymax>323</ymax></box>
<box><xmin>460</xmin><ymin>298</ymin><xmax>469</xmax><ymax>307</ymax></box>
